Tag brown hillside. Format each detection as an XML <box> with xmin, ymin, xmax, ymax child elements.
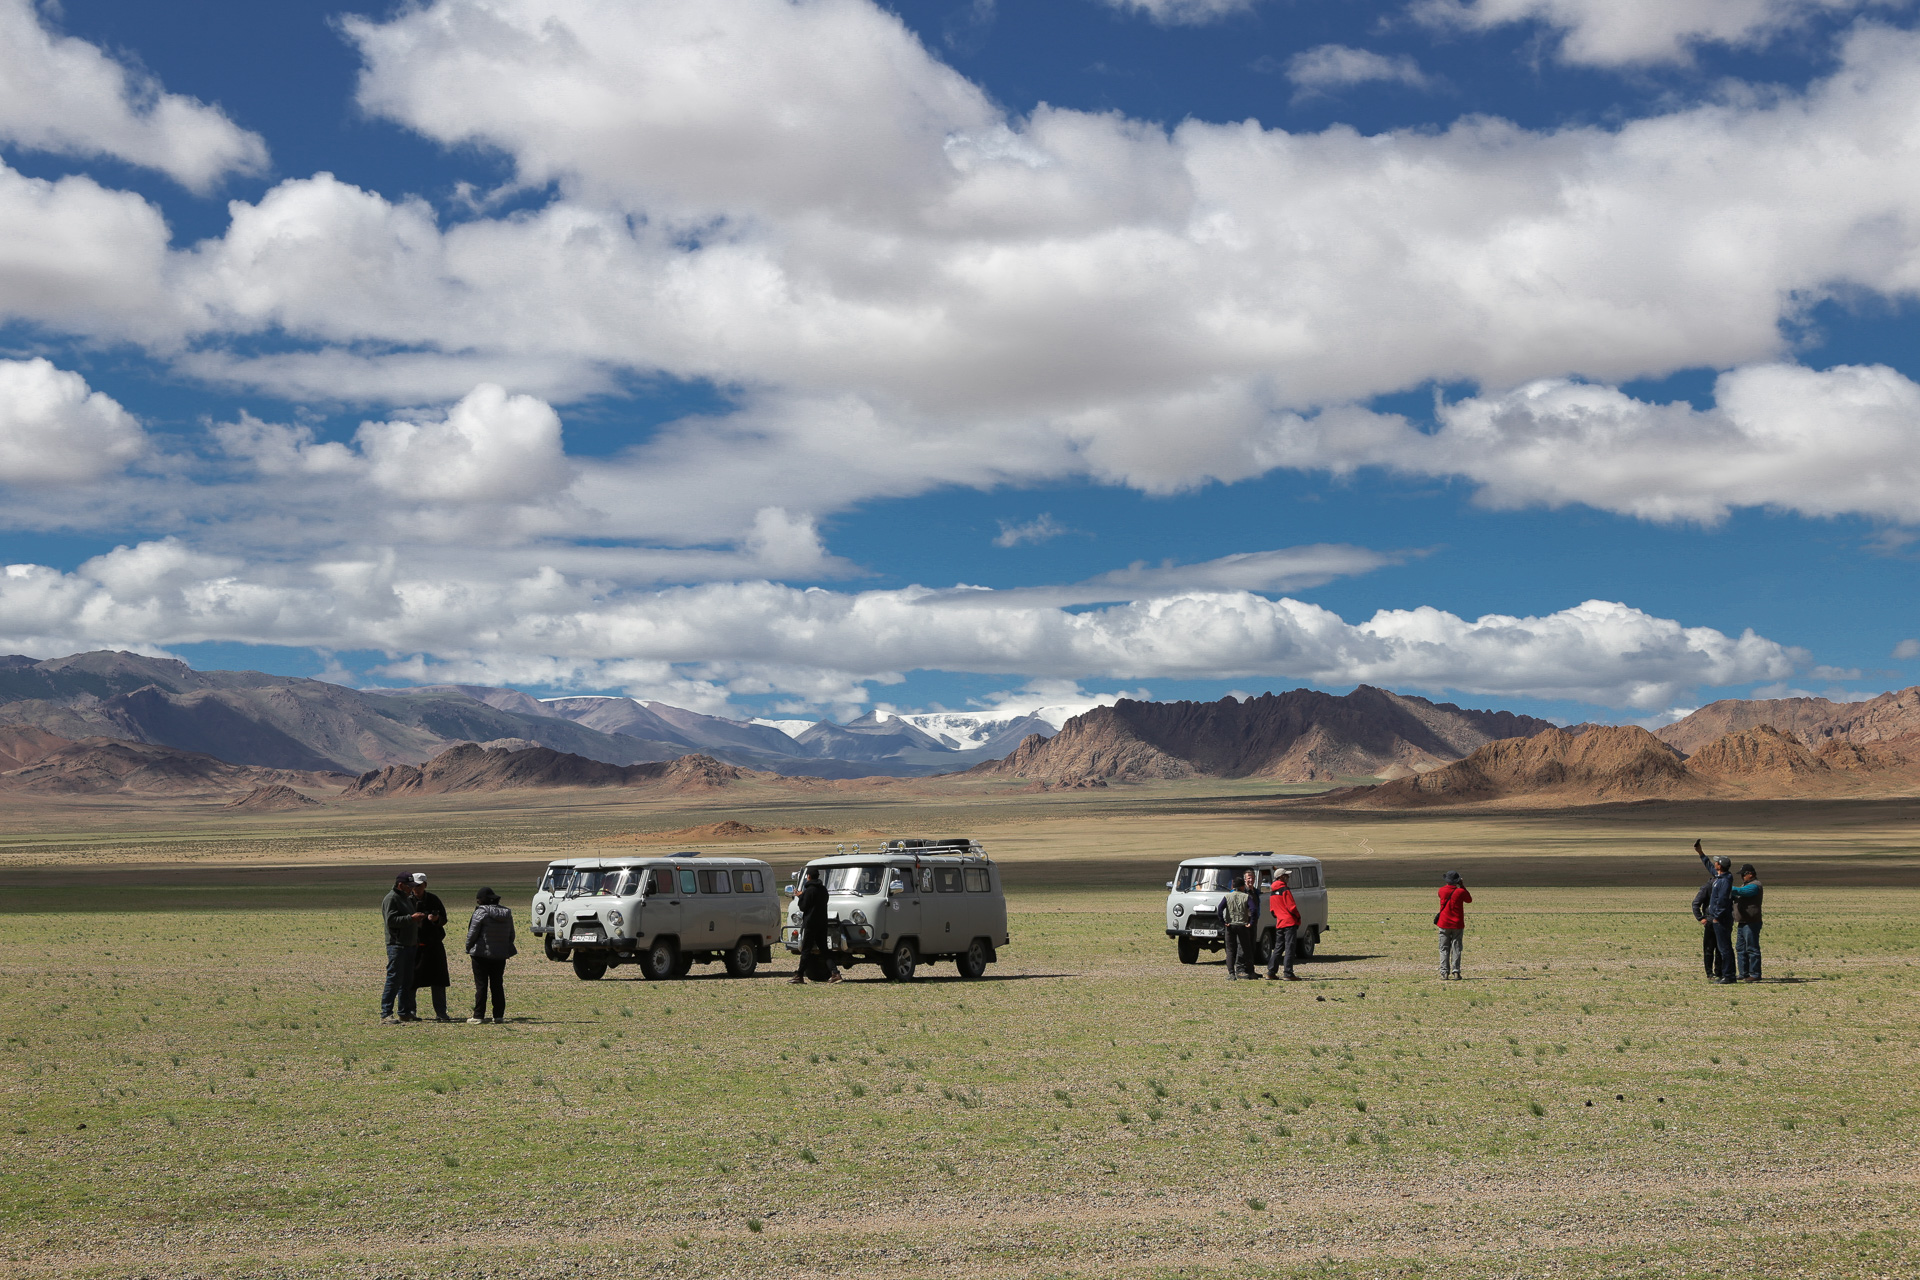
<box><xmin>0</xmin><ymin>737</ymin><xmax>349</xmax><ymax>797</ymax></box>
<box><xmin>223</xmin><ymin>784</ymin><xmax>322</xmax><ymax>810</ymax></box>
<box><xmin>1324</xmin><ymin>726</ymin><xmax>1702</xmax><ymax>808</ymax></box>
<box><xmin>339</xmin><ymin>744</ymin><xmax>763</xmax><ymax>797</ymax></box>
<box><xmin>1319</xmin><ymin>721</ymin><xmax>1920</xmax><ymax>809</ymax></box>
<box><xmin>972</xmin><ymin>688</ymin><xmax>1557</xmax><ymax>784</ymax></box>
<box><xmin>0</xmin><ymin>725</ymin><xmax>74</xmax><ymax>771</ymax></box>
<box><xmin>1658</xmin><ymin>687</ymin><xmax>1920</xmax><ymax>754</ymax></box>
<box><xmin>608</xmin><ymin>820</ymin><xmax>838</xmax><ymax>844</ymax></box>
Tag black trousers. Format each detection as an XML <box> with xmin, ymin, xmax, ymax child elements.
<box><xmin>1266</xmin><ymin>924</ymin><xmax>1298</xmax><ymax>978</ymax></box>
<box><xmin>470</xmin><ymin>955</ymin><xmax>506</xmax><ymax>1019</ymax></box>
<box><xmin>1225</xmin><ymin>926</ymin><xmax>1256</xmax><ymax>976</ymax></box>
<box><xmin>1701</xmin><ymin>922</ymin><xmax>1721</xmax><ymax>977</ymax></box>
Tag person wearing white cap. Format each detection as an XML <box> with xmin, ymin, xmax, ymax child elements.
<box><xmin>408</xmin><ymin>872</ymin><xmax>453</xmax><ymax>1022</ymax></box>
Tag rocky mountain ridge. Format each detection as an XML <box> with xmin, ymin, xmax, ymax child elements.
<box><xmin>974</xmin><ymin>687</ymin><xmax>1558</xmax><ymax>784</ymax></box>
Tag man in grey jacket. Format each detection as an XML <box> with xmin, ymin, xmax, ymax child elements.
<box><xmin>1222</xmin><ymin>872</ymin><xmax>1257</xmax><ymax>980</ymax></box>
<box><xmin>465</xmin><ymin>887</ymin><xmax>518</xmax><ymax>1024</ymax></box>
<box><xmin>381</xmin><ymin>873</ymin><xmax>427</xmax><ymax>1023</ymax></box>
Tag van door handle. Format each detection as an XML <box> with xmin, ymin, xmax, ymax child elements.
<box><xmin>670</xmin><ymin>900</ymin><xmax>681</xmax><ymax>905</ymax></box>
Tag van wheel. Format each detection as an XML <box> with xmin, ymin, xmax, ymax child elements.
<box><xmin>724</xmin><ymin>939</ymin><xmax>759</xmax><ymax>977</ymax></box>
<box><xmin>1297</xmin><ymin>936</ymin><xmax>1317</xmax><ymax>962</ymax></box>
<box><xmin>956</xmin><ymin>937</ymin><xmax>990</xmax><ymax>979</ymax></box>
<box><xmin>571</xmin><ymin>954</ymin><xmax>607</xmax><ymax>981</ymax></box>
<box><xmin>672</xmin><ymin>954</ymin><xmax>696</xmax><ymax>978</ymax></box>
<box><xmin>641</xmin><ymin>937</ymin><xmax>680</xmax><ymax>981</ymax></box>
<box><xmin>882</xmin><ymin>939</ymin><xmax>918</xmax><ymax>982</ymax></box>
<box><xmin>1177</xmin><ymin>937</ymin><xmax>1200</xmax><ymax>965</ymax></box>
<box><xmin>545</xmin><ymin>936</ymin><xmax>571</xmax><ymax>962</ymax></box>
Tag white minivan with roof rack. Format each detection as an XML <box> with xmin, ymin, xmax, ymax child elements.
<box><xmin>783</xmin><ymin>838</ymin><xmax>1009</xmax><ymax>980</ymax></box>
<box><xmin>1165</xmin><ymin>852</ymin><xmax>1330</xmax><ymax>966</ymax></box>
<box><xmin>531</xmin><ymin>860</ymin><xmax>579</xmax><ymax>961</ymax></box>
<box><xmin>536</xmin><ymin>852</ymin><xmax>779</xmax><ymax>980</ymax></box>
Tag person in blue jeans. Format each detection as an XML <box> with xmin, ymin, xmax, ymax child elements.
<box><xmin>1694</xmin><ymin>840</ymin><xmax>1735</xmax><ymax>985</ymax></box>
<box><xmin>1731</xmin><ymin>863</ymin><xmax>1764</xmax><ymax>982</ymax></box>
<box><xmin>381</xmin><ymin>873</ymin><xmax>427</xmax><ymax>1023</ymax></box>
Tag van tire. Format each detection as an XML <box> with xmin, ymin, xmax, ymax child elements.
<box><xmin>641</xmin><ymin>937</ymin><xmax>680</xmax><ymax>981</ymax></box>
<box><xmin>545</xmin><ymin>936</ymin><xmax>571</xmax><ymax>962</ymax></box>
<box><xmin>672</xmin><ymin>953</ymin><xmax>696</xmax><ymax>978</ymax></box>
<box><xmin>1177</xmin><ymin>937</ymin><xmax>1200</xmax><ymax>965</ymax></box>
<box><xmin>571</xmin><ymin>954</ymin><xmax>607</xmax><ymax>981</ymax></box>
<box><xmin>882</xmin><ymin>938</ymin><xmax>918</xmax><ymax>982</ymax></box>
<box><xmin>956</xmin><ymin>937</ymin><xmax>990</xmax><ymax>979</ymax></box>
<box><xmin>1296</xmin><ymin>935</ymin><xmax>1317</xmax><ymax>962</ymax></box>
<box><xmin>724</xmin><ymin>939</ymin><xmax>758</xmax><ymax>977</ymax></box>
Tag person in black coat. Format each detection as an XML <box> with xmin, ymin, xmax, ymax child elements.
<box><xmin>408</xmin><ymin>872</ymin><xmax>453</xmax><ymax>1021</ymax></box>
<box><xmin>465</xmin><ymin>887</ymin><xmax>518</xmax><ymax>1023</ymax></box>
<box><xmin>1690</xmin><ymin>878</ymin><xmax>1722</xmax><ymax>979</ymax></box>
<box><xmin>791</xmin><ymin>869</ymin><xmax>841</xmax><ymax>984</ymax></box>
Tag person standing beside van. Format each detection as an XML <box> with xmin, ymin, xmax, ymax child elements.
<box><xmin>792</xmin><ymin>869</ymin><xmax>841</xmax><ymax>984</ymax></box>
<box><xmin>1731</xmin><ymin>863</ymin><xmax>1763</xmax><ymax>982</ymax></box>
<box><xmin>465</xmin><ymin>887</ymin><xmax>517</xmax><ymax>1023</ymax></box>
<box><xmin>381</xmin><ymin>873</ymin><xmax>426</xmax><ymax>1024</ymax></box>
<box><xmin>1222</xmin><ymin>872</ymin><xmax>1256</xmax><ymax>980</ymax></box>
<box><xmin>1696</xmin><ymin>840</ymin><xmax>1735</xmax><ymax>984</ymax></box>
<box><xmin>1436</xmin><ymin>871</ymin><xmax>1471</xmax><ymax>980</ymax></box>
<box><xmin>1265</xmin><ymin>868</ymin><xmax>1301</xmax><ymax>981</ymax></box>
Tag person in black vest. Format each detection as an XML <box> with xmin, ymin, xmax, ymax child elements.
<box><xmin>408</xmin><ymin>872</ymin><xmax>453</xmax><ymax>1021</ymax></box>
<box><xmin>465</xmin><ymin>887</ymin><xmax>518</xmax><ymax>1023</ymax></box>
<box><xmin>791</xmin><ymin>869</ymin><xmax>841</xmax><ymax>984</ymax></box>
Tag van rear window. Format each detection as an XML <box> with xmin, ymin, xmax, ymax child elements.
<box><xmin>733</xmin><ymin>869</ymin><xmax>763</xmax><ymax>893</ymax></box>
<box><xmin>964</xmin><ymin>868</ymin><xmax>990</xmax><ymax>893</ymax></box>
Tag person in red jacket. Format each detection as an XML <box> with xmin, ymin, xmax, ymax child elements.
<box><xmin>1436</xmin><ymin>871</ymin><xmax>1471</xmax><ymax>980</ymax></box>
<box><xmin>1264</xmin><ymin>868</ymin><xmax>1302</xmax><ymax>981</ymax></box>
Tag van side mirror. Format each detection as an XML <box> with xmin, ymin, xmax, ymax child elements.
<box><xmin>782</xmin><ymin>885</ymin><xmax>797</xmax><ymax>897</ymax></box>
<box><xmin>1166</xmin><ymin>881</ymin><xmax>1174</xmax><ymax>889</ymax></box>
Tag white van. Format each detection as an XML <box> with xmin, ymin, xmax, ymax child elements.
<box><xmin>1165</xmin><ymin>852</ymin><xmax>1330</xmax><ymax>966</ymax></box>
<box><xmin>783</xmin><ymin>838</ymin><xmax>1009</xmax><ymax>980</ymax></box>
<box><xmin>530</xmin><ymin>859</ymin><xmax>580</xmax><ymax>961</ymax></box>
<box><xmin>540</xmin><ymin>853</ymin><xmax>780</xmax><ymax>981</ymax></box>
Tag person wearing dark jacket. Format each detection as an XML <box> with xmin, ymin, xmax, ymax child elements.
<box><xmin>1221</xmin><ymin>873</ymin><xmax>1257</xmax><ymax>979</ymax></box>
<box><xmin>1731</xmin><ymin>863</ymin><xmax>1764</xmax><ymax>982</ymax></box>
<box><xmin>1696</xmin><ymin>840</ymin><xmax>1735</xmax><ymax>984</ymax></box>
<box><xmin>408</xmin><ymin>872</ymin><xmax>453</xmax><ymax>1022</ymax></box>
<box><xmin>465</xmin><ymin>887</ymin><xmax>517</xmax><ymax>1023</ymax></box>
<box><xmin>1436</xmin><ymin>871</ymin><xmax>1471</xmax><ymax>980</ymax></box>
<box><xmin>1690</xmin><ymin>880</ymin><xmax>1723</xmax><ymax>979</ymax></box>
<box><xmin>791</xmin><ymin>870</ymin><xmax>840</xmax><ymax>984</ymax></box>
<box><xmin>381</xmin><ymin>873</ymin><xmax>427</xmax><ymax>1023</ymax></box>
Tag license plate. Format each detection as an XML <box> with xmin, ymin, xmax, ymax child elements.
<box><xmin>1189</xmin><ymin>928</ymin><xmax>1219</xmax><ymax>938</ymax></box>
<box><xmin>573</xmin><ymin>931</ymin><xmax>602</xmax><ymax>942</ymax></box>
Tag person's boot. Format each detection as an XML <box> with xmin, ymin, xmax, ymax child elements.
<box><xmin>788</xmin><ymin>974</ymin><xmax>806</xmax><ymax>984</ymax></box>
<box><xmin>827</xmin><ymin>967</ymin><xmax>844</xmax><ymax>984</ymax></box>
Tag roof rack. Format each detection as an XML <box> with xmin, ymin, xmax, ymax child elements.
<box><xmin>667</xmin><ymin>850</ymin><xmax>702</xmax><ymax>859</ymax></box>
<box><xmin>1235</xmin><ymin>851</ymin><xmax>1276</xmax><ymax>857</ymax></box>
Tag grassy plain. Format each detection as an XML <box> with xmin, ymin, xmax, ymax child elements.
<box><xmin>1</xmin><ymin>785</ymin><xmax>1917</xmax><ymax>1279</ymax></box>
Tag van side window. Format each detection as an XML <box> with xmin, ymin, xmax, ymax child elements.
<box><xmin>699</xmin><ymin>870</ymin><xmax>732</xmax><ymax>894</ymax></box>
<box><xmin>1294</xmin><ymin>867</ymin><xmax>1319</xmax><ymax>889</ymax></box>
<box><xmin>678</xmin><ymin>869</ymin><xmax>699</xmax><ymax>895</ymax></box>
<box><xmin>918</xmin><ymin>867</ymin><xmax>935</xmax><ymax>893</ymax></box>
<box><xmin>734</xmin><ymin>870</ymin><xmax>762</xmax><ymax>893</ymax></box>
<box><xmin>935</xmin><ymin>868</ymin><xmax>962</xmax><ymax>893</ymax></box>
<box><xmin>964</xmin><ymin>868</ymin><xmax>990</xmax><ymax>893</ymax></box>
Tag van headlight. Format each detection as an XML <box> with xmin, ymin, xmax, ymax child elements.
<box><xmin>608</xmin><ymin>910</ymin><xmax>624</xmax><ymax>928</ymax></box>
<box><xmin>1172</xmin><ymin>904</ymin><xmax>1184</xmax><ymax>917</ymax></box>
<box><xmin>534</xmin><ymin>902</ymin><xmax>545</xmax><ymax>917</ymax></box>
<box><xmin>558</xmin><ymin>912</ymin><xmax>569</xmax><ymax>926</ymax></box>
<box><xmin>850</xmin><ymin>909</ymin><xmax>868</xmax><ymax>926</ymax></box>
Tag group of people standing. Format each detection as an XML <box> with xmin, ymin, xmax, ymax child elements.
<box><xmin>380</xmin><ymin>872</ymin><xmax>520</xmax><ymax>1023</ymax></box>
<box><xmin>1693</xmin><ymin>840</ymin><xmax>1764</xmax><ymax>983</ymax></box>
<box><xmin>1217</xmin><ymin>866</ymin><xmax>1306</xmax><ymax>980</ymax></box>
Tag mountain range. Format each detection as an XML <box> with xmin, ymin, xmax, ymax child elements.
<box><xmin>974</xmin><ymin>687</ymin><xmax>1558</xmax><ymax>784</ymax></box>
<box><xmin>0</xmin><ymin>651</ymin><xmax>1081</xmax><ymax>781</ymax></box>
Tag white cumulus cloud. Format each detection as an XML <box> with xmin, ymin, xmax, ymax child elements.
<box><xmin>1414</xmin><ymin>0</ymin><xmax>1904</xmax><ymax>67</ymax></box>
<box><xmin>0</xmin><ymin>358</ymin><xmax>145</xmax><ymax>485</ymax></box>
<box><xmin>0</xmin><ymin>0</ymin><xmax>265</xmax><ymax>190</ymax></box>
<box><xmin>1100</xmin><ymin>0</ymin><xmax>1260</xmax><ymax>23</ymax></box>
<box><xmin>1286</xmin><ymin>45</ymin><xmax>1432</xmax><ymax>95</ymax></box>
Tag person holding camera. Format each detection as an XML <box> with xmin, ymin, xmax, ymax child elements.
<box><xmin>1436</xmin><ymin>871</ymin><xmax>1471</xmax><ymax>980</ymax></box>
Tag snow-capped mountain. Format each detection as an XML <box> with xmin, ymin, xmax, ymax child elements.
<box><xmin>869</xmin><ymin>705</ymin><xmax>1094</xmax><ymax>750</ymax></box>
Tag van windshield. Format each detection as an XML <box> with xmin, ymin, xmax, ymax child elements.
<box><xmin>1177</xmin><ymin>866</ymin><xmax>1239</xmax><ymax>893</ymax></box>
<box><xmin>540</xmin><ymin>867</ymin><xmax>572</xmax><ymax>892</ymax></box>
<box><xmin>824</xmin><ymin>865</ymin><xmax>883</xmax><ymax>895</ymax></box>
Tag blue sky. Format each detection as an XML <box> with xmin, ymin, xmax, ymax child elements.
<box><xmin>2</xmin><ymin>0</ymin><xmax>1918</xmax><ymax>725</ymax></box>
